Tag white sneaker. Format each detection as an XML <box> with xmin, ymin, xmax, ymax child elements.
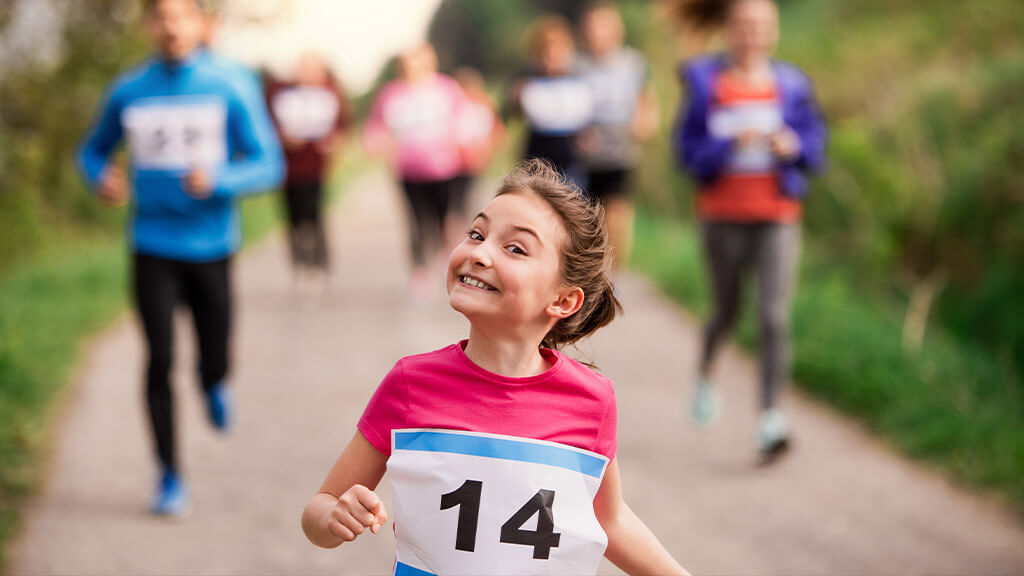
<box><xmin>756</xmin><ymin>408</ymin><xmax>791</xmax><ymax>463</ymax></box>
<box><xmin>690</xmin><ymin>378</ymin><xmax>720</xmax><ymax>426</ymax></box>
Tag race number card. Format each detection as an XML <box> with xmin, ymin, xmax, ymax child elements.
<box><xmin>384</xmin><ymin>88</ymin><xmax>456</xmax><ymax>144</ymax></box>
<box><xmin>708</xmin><ymin>100</ymin><xmax>783</xmax><ymax>174</ymax></box>
<box><xmin>519</xmin><ymin>77</ymin><xmax>594</xmax><ymax>136</ymax></box>
<box><xmin>271</xmin><ymin>86</ymin><xmax>340</xmax><ymax>142</ymax></box>
<box><xmin>122</xmin><ymin>96</ymin><xmax>228</xmax><ymax>171</ymax></box>
<box><xmin>388</xmin><ymin>429</ymin><xmax>610</xmax><ymax>576</ymax></box>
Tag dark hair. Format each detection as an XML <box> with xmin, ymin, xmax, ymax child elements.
<box><xmin>145</xmin><ymin>0</ymin><xmax>213</xmax><ymax>12</ymax></box>
<box><xmin>524</xmin><ymin>14</ymin><xmax>575</xmax><ymax>60</ymax></box>
<box><xmin>667</xmin><ymin>0</ymin><xmax>773</xmax><ymax>31</ymax></box>
<box><xmin>495</xmin><ymin>159</ymin><xmax>622</xmax><ymax>350</ymax></box>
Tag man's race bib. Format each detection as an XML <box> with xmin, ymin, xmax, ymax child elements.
<box><xmin>708</xmin><ymin>100</ymin><xmax>783</xmax><ymax>174</ymax></box>
<box><xmin>388</xmin><ymin>429</ymin><xmax>609</xmax><ymax>576</ymax></box>
<box><xmin>520</xmin><ymin>77</ymin><xmax>594</xmax><ymax>136</ymax></box>
<box><xmin>122</xmin><ymin>97</ymin><xmax>227</xmax><ymax>171</ymax></box>
<box><xmin>271</xmin><ymin>86</ymin><xmax>340</xmax><ymax>141</ymax></box>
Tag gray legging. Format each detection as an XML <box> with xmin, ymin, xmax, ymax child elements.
<box><xmin>699</xmin><ymin>221</ymin><xmax>801</xmax><ymax>409</ymax></box>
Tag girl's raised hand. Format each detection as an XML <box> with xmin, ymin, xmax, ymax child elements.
<box><xmin>327</xmin><ymin>484</ymin><xmax>389</xmax><ymax>542</ymax></box>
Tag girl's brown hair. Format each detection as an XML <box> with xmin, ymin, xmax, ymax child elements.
<box><xmin>524</xmin><ymin>14</ymin><xmax>575</xmax><ymax>61</ymax></box>
<box><xmin>667</xmin><ymin>0</ymin><xmax>772</xmax><ymax>31</ymax></box>
<box><xmin>495</xmin><ymin>159</ymin><xmax>622</xmax><ymax>350</ymax></box>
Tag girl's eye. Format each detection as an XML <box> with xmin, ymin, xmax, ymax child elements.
<box><xmin>467</xmin><ymin>230</ymin><xmax>484</xmax><ymax>241</ymax></box>
<box><xmin>507</xmin><ymin>245</ymin><xmax>526</xmax><ymax>256</ymax></box>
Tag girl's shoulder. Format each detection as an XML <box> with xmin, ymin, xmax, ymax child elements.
<box><xmin>551</xmin><ymin>351</ymin><xmax>616</xmax><ymax>397</ymax></box>
<box><xmin>394</xmin><ymin>343</ymin><xmax>462</xmax><ymax>371</ymax></box>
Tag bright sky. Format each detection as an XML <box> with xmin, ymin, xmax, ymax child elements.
<box><xmin>213</xmin><ymin>0</ymin><xmax>443</xmax><ymax>95</ymax></box>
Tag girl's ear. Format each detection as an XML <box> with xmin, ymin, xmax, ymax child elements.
<box><xmin>546</xmin><ymin>286</ymin><xmax>584</xmax><ymax>320</ymax></box>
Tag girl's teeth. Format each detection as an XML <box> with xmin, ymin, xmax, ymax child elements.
<box><xmin>463</xmin><ymin>276</ymin><xmax>490</xmax><ymax>290</ymax></box>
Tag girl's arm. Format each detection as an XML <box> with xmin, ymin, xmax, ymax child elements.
<box><xmin>302</xmin><ymin>431</ymin><xmax>389</xmax><ymax>548</ymax></box>
<box><xmin>594</xmin><ymin>458</ymin><xmax>690</xmax><ymax>576</ymax></box>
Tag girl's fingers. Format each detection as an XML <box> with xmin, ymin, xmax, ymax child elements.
<box><xmin>327</xmin><ymin>519</ymin><xmax>356</xmax><ymax>542</ymax></box>
<box><xmin>336</xmin><ymin>512</ymin><xmax>367</xmax><ymax>537</ymax></box>
<box><xmin>346</xmin><ymin>501</ymin><xmax>378</xmax><ymax>529</ymax></box>
<box><xmin>340</xmin><ymin>485</ymin><xmax>387</xmax><ymax>533</ymax></box>
<box><xmin>352</xmin><ymin>486</ymin><xmax>385</xmax><ymax>518</ymax></box>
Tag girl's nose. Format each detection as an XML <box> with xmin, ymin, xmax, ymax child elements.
<box><xmin>469</xmin><ymin>243</ymin><xmax>491</xmax><ymax>268</ymax></box>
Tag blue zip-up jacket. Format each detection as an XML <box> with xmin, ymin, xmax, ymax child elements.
<box><xmin>672</xmin><ymin>55</ymin><xmax>827</xmax><ymax>199</ymax></box>
<box><xmin>77</xmin><ymin>50</ymin><xmax>284</xmax><ymax>262</ymax></box>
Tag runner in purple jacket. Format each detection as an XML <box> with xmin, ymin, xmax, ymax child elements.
<box><xmin>669</xmin><ymin>0</ymin><xmax>826</xmax><ymax>463</ymax></box>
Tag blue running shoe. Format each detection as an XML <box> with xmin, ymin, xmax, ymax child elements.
<box><xmin>151</xmin><ymin>469</ymin><xmax>190</xmax><ymax>518</ymax></box>
<box><xmin>205</xmin><ymin>382</ymin><xmax>232</xmax><ymax>432</ymax></box>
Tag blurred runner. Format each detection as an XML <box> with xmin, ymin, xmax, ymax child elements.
<box><xmin>670</xmin><ymin>0</ymin><xmax>826</xmax><ymax>462</ymax></box>
<box><xmin>450</xmin><ymin>66</ymin><xmax>505</xmax><ymax>248</ymax></box>
<box><xmin>505</xmin><ymin>15</ymin><xmax>592</xmax><ymax>187</ymax></box>
<box><xmin>577</xmin><ymin>2</ymin><xmax>659</xmax><ymax>269</ymax></box>
<box><xmin>267</xmin><ymin>52</ymin><xmax>353</xmax><ymax>292</ymax></box>
<box><xmin>363</xmin><ymin>43</ymin><xmax>467</xmax><ymax>301</ymax></box>
<box><xmin>76</xmin><ymin>0</ymin><xmax>283</xmax><ymax>515</ymax></box>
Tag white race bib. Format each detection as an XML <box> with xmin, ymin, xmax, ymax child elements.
<box><xmin>456</xmin><ymin>101</ymin><xmax>496</xmax><ymax>147</ymax></box>
<box><xmin>122</xmin><ymin>97</ymin><xmax>227</xmax><ymax>170</ymax></box>
<box><xmin>385</xmin><ymin>89</ymin><xmax>455</xmax><ymax>144</ymax></box>
<box><xmin>585</xmin><ymin>69</ymin><xmax>641</xmax><ymax>126</ymax></box>
<box><xmin>389</xmin><ymin>429</ymin><xmax>609</xmax><ymax>576</ymax></box>
<box><xmin>271</xmin><ymin>86</ymin><xmax>340</xmax><ymax>141</ymax></box>
<box><xmin>520</xmin><ymin>78</ymin><xmax>594</xmax><ymax>135</ymax></box>
<box><xmin>709</xmin><ymin>101</ymin><xmax>783</xmax><ymax>173</ymax></box>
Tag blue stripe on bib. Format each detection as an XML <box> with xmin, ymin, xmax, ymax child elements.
<box><xmin>393</xmin><ymin>430</ymin><xmax>606</xmax><ymax>479</ymax></box>
<box><xmin>395</xmin><ymin>561</ymin><xmax>436</xmax><ymax>576</ymax></box>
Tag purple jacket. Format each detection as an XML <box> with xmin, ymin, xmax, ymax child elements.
<box><xmin>672</xmin><ymin>55</ymin><xmax>827</xmax><ymax>199</ymax></box>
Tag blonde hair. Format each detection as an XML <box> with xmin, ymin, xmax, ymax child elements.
<box><xmin>495</xmin><ymin>159</ymin><xmax>622</xmax><ymax>350</ymax></box>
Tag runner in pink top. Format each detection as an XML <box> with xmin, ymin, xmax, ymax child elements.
<box><xmin>302</xmin><ymin>160</ymin><xmax>689</xmax><ymax>576</ymax></box>
<box><xmin>364</xmin><ymin>43</ymin><xmax>467</xmax><ymax>301</ymax></box>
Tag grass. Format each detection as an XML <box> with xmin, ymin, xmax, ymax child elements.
<box><xmin>0</xmin><ymin>155</ymin><xmax>358</xmax><ymax>571</ymax></box>
<box><xmin>630</xmin><ymin>210</ymin><xmax>1024</xmax><ymax>512</ymax></box>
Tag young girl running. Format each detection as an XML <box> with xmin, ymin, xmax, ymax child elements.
<box><xmin>302</xmin><ymin>159</ymin><xmax>688</xmax><ymax>575</ymax></box>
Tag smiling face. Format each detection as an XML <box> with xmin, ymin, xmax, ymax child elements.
<box><xmin>447</xmin><ymin>190</ymin><xmax>579</xmax><ymax>337</ymax></box>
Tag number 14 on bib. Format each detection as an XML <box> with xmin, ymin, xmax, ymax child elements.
<box><xmin>389</xmin><ymin>429</ymin><xmax>610</xmax><ymax>576</ymax></box>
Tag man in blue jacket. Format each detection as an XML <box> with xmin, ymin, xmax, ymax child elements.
<box><xmin>77</xmin><ymin>0</ymin><xmax>283</xmax><ymax>516</ymax></box>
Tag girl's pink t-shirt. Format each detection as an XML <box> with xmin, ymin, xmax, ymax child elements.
<box><xmin>358</xmin><ymin>341</ymin><xmax>618</xmax><ymax>461</ymax></box>
<box><xmin>362</xmin><ymin>74</ymin><xmax>466</xmax><ymax>183</ymax></box>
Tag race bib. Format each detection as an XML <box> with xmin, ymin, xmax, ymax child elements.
<box><xmin>385</xmin><ymin>89</ymin><xmax>455</xmax><ymax>144</ymax></box>
<box><xmin>520</xmin><ymin>78</ymin><xmax>594</xmax><ymax>135</ymax></box>
<box><xmin>388</xmin><ymin>429</ymin><xmax>609</xmax><ymax>576</ymax></box>
<box><xmin>271</xmin><ymin>86</ymin><xmax>340</xmax><ymax>141</ymax></box>
<box><xmin>585</xmin><ymin>69</ymin><xmax>641</xmax><ymax>126</ymax></box>
<box><xmin>122</xmin><ymin>97</ymin><xmax>227</xmax><ymax>170</ymax></box>
<box><xmin>456</xmin><ymin>101</ymin><xmax>496</xmax><ymax>147</ymax></box>
<box><xmin>708</xmin><ymin>101</ymin><xmax>783</xmax><ymax>174</ymax></box>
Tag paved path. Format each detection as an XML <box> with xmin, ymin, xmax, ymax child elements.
<box><xmin>10</xmin><ymin>171</ymin><xmax>1024</xmax><ymax>575</ymax></box>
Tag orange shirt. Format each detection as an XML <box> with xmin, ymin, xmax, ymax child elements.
<box><xmin>697</xmin><ymin>72</ymin><xmax>801</xmax><ymax>223</ymax></box>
